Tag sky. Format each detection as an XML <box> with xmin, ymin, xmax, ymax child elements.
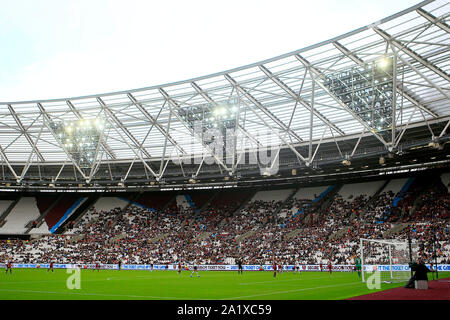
<box><xmin>0</xmin><ymin>0</ymin><xmax>421</xmax><ymax>102</ymax></box>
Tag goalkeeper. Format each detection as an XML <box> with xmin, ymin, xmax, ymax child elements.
<box><xmin>355</xmin><ymin>257</ymin><xmax>362</xmax><ymax>278</ymax></box>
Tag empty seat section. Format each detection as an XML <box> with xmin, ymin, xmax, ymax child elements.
<box><xmin>294</xmin><ymin>186</ymin><xmax>330</xmax><ymax>201</ymax></box>
<box><xmin>251</xmin><ymin>189</ymin><xmax>294</xmax><ymax>202</ymax></box>
<box><xmin>93</xmin><ymin>197</ymin><xmax>128</xmax><ymax>212</ymax></box>
<box><xmin>36</xmin><ymin>195</ymin><xmax>59</xmax><ymax>214</ymax></box>
<box><xmin>339</xmin><ymin>181</ymin><xmax>386</xmax><ymax>200</ymax></box>
<box><xmin>441</xmin><ymin>173</ymin><xmax>450</xmax><ymax>193</ymax></box>
<box><xmin>135</xmin><ymin>192</ymin><xmax>175</xmax><ymax>211</ymax></box>
<box><xmin>188</xmin><ymin>191</ymin><xmax>216</xmax><ymax>210</ymax></box>
<box><xmin>0</xmin><ymin>197</ymin><xmax>41</xmax><ymax>234</ymax></box>
<box><xmin>0</xmin><ymin>200</ymin><xmax>13</xmax><ymax>217</ymax></box>
<box><xmin>207</xmin><ymin>189</ymin><xmax>253</xmax><ymax>213</ymax></box>
<box><xmin>381</xmin><ymin>178</ymin><xmax>409</xmax><ymax>194</ymax></box>
<box><xmin>43</xmin><ymin>195</ymin><xmax>83</xmax><ymax>230</ymax></box>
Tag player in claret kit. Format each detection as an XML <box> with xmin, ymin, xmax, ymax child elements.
<box><xmin>178</xmin><ymin>261</ymin><xmax>182</xmax><ymax>274</ymax></box>
<box><xmin>273</xmin><ymin>262</ymin><xmax>277</xmax><ymax>278</ymax></box>
<box><xmin>48</xmin><ymin>261</ymin><xmax>54</xmax><ymax>272</ymax></box>
<box><xmin>328</xmin><ymin>261</ymin><xmax>333</xmax><ymax>275</ymax></box>
<box><xmin>95</xmin><ymin>262</ymin><xmax>101</xmax><ymax>272</ymax></box>
<box><xmin>6</xmin><ymin>260</ymin><xmax>13</xmax><ymax>274</ymax></box>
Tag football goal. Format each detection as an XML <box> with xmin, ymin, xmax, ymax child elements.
<box><xmin>360</xmin><ymin>238</ymin><xmax>419</xmax><ymax>283</ymax></box>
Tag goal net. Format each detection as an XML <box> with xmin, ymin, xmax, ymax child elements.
<box><xmin>360</xmin><ymin>238</ymin><xmax>419</xmax><ymax>283</ymax></box>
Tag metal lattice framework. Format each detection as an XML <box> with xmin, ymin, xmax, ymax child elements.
<box><xmin>0</xmin><ymin>0</ymin><xmax>449</xmax><ymax>190</ymax></box>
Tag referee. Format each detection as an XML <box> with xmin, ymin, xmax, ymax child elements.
<box><xmin>237</xmin><ymin>259</ymin><xmax>243</xmax><ymax>275</ymax></box>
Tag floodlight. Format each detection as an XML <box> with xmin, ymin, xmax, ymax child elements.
<box><xmin>53</xmin><ymin>117</ymin><xmax>105</xmax><ymax>168</ymax></box>
<box><xmin>342</xmin><ymin>159</ymin><xmax>351</xmax><ymax>166</ymax></box>
<box><xmin>378</xmin><ymin>57</ymin><xmax>390</xmax><ymax>69</ymax></box>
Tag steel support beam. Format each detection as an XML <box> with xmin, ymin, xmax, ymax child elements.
<box><xmin>191</xmin><ymin>82</ymin><xmax>263</xmax><ymax>148</ymax></box>
<box><xmin>37</xmin><ymin>103</ymin><xmax>88</xmax><ymax>180</ymax></box>
<box><xmin>7</xmin><ymin>105</ymin><xmax>45</xmax><ymax>162</ymax></box>
<box><xmin>159</xmin><ymin>88</ymin><xmax>231</xmax><ymax>173</ymax></box>
<box><xmin>0</xmin><ymin>145</ymin><xmax>19</xmax><ymax>181</ymax></box>
<box><xmin>127</xmin><ymin>93</ymin><xmax>186</xmax><ymax>156</ymax></box>
<box><xmin>373</xmin><ymin>27</ymin><xmax>450</xmax><ymax>83</ymax></box>
<box><xmin>333</xmin><ymin>41</ymin><xmax>365</xmax><ymax>66</ymax></box>
<box><xmin>396</xmin><ymin>84</ymin><xmax>438</xmax><ymax>117</ymax></box>
<box><xmin>258</xmin><ymin>65</ymin><xmax>345</xmax><ymax>136</ymax></box>
<box><xmin>416</xmin><ymin>8</ymin><xmax>450</xmax><ymax>34</ymax></box>
<box><xmin>66</xmin><ymin>100</ymin><xmax>117</xmax><ymax>160</ymax></box>
<box><xmin>225</xmin><ymin>75</ymin><xmax>308</xmax><ymax>165</ymax></box>
<box><xmin>439</xmin><ymin>120</ymin><xmax>449</xmax><ymax>138</ymax></box>
<box><xmin>295</xmin><ymin>55</ymin><xmax>389</xmax><ymax>147</ymax></box>
<box><xmin>392</xmin><ymin>46</ymin><xmax>450</xmax><ymax>100</ymax></box>
<box><xmin>96</xmin><ymin>97</ymin><xmax>153</xmax><ymax>160</ymax></box>
<box><xmin>328</xmin><ymin>41</ymin><xmax>438</xmax><ymax>118</ymax></box>
<box><xmin>18</xmin><ymin>124</ymin><xmax>44</xmax><ymax>182</ymax></box>
<box><xmin>101</xmin><ymin>115</ymin><xmax>159</xmax><ymax>179</ymax></box>
<box><xmin>224</xmin><ymin>74</ymin><xmax>304</xmax><ymax>143</ymax></box>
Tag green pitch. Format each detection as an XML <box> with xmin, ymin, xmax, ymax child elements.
<box><xmin>0</xmin><ymin>269</ymin><xmax>448</xmax><ymax>300</ymax></box>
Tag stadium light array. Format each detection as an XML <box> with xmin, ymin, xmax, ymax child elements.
<box><xmin>324</xmin><ymin>55</ymin><xmax>394</xmax><ymax>137</ymax></box>
<box><xmin>178</xmin><ymin>102</ymin><xmax>240</xmax><ymax>144</ymax></box>
<box><xmin>51</xmin><ymin>118</ymin><xmax>106</xmax><ymax>168</ymax></box>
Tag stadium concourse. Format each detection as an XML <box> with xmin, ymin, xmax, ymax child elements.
<box><xmin>0</xmin><ymin>172</ymin><xmax>449</xmax><ymax>267</ymax></box>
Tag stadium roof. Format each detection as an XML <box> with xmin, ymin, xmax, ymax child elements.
<box><xmin>0</xmin><ymin>0</ymin><xmax>449</xmax><ymax>190</ymax></box>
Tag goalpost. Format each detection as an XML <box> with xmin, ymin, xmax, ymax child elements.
<box><xmin>360</xmin><ymin>238</ymin><xmax>419</xmax><ymax>283</ymax></box>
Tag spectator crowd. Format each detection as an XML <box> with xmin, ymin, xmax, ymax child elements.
<box><xmin>1</xmin><ymin>181</ymin><xmax>449</xmax><ymax>267</ymax></box>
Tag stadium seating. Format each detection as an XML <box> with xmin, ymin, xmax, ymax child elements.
<box><xmin>251</xmin><ymin>189</ymin><xmax>295</xmax><ymax>202</ymax></box>
<box><xmin>93</xmin><ymin>197</ymin><xmax>128</xmax><ymax>212</ymax></box>
<box><xmin>294</xmin><ymin>186</ymin><xmax>331</xmax><ymax>201</ymax></box>
<box><xmin>0</xmin><ymin>200</ymin><xmax>13</xmax><ymax>220</ymax></box>
<box><xmin>176</xmin><ymin>195</ymin><xmax>192</xmax><ymax>210</ymax></box>
<box><xmin>0</xmin><ymin>176</ymin><xmax>448</xmax><ymax>267</ymax></box>
<box><xmin>37</xmin><ymin>195</ymin><xmax>83</xmax><ymax>231</ymax></box>
<box><xmin>380</xmin><ymin>178</ymin><xmax>409</xmax><ymax>195</ymax></box>
<box><xmin>441</xmin><ymin>173</ymin><xmax>450</xmax><ymax>193</ymax></box>
<box><xmin>133</xmin><ymin>192</ymin><xmax>175</xmax><ymax>211</ymax></box>
<box><xmin>0</xmin><ymin>197</ymin><xmax>43</xmax><ymax>234</ymax></box>
<box><xmin>338</xmin><ymin>181</ymin><xmax>386</xmax><ymax>200</ymax></box>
